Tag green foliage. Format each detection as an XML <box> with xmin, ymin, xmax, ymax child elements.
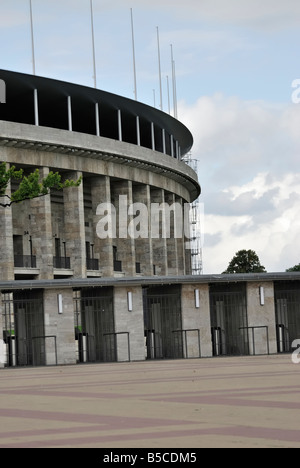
<box><xmin>286</xmin><ymin>264</ymin><xmax>300</xmax><ymax>272</ymax></box>
<box><xmin>0</xmin><ymin>162</ymin><xmax>82</xmax><ymax>207</ymax></box>
<box><xmin>223</xmin><ymin>249</ymin><xmax>267</xmax><ymax>274</ymax></box>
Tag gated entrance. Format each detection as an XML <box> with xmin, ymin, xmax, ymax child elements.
<box><xmin>210</xmin><ymin>283</ymin><xmax>249</xmax><ymax>356</ymax></box>
<box><xmin>74</xmin><ymin>287</ymin><xmax>116</xmax><ymax>363</ymax></box>
<box><xmin>144</xmin><ymin>286</ymin><xmax>183</xmax><ymax>360</ymax></box>
<box><xmin>2</xmin><ymin>291</ymin><xmax>46</xmax><ymax>367</ymax></box>
<box><xmin>275</xmin><ymin>281</ymin><xmax>300</xmax><ymax>353</ymax></box>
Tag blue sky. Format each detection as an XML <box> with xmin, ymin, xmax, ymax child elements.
<box><xmin>1</xmin><ymin>0</ymin><xmax>300</xmax><ymax>273</ymax></box>
<box><xmin>1</xmin><ymin>0</ymin><xmax>299</xmax><ymax>104</ymax></box>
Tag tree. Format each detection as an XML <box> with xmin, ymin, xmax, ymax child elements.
<box><xmin>0</xmin><ymin>162</ymin><xmax>82</xmax><ymax>208</ymax></box>
<box><xmin>223</xmin><ymin>249</ymin><xmax>267</xmax><ymax>274</ymax></box>
<box><xmin>286</xmin><ymin>264</ymin><xmax>300</xmax><ymax>272</ymax></box>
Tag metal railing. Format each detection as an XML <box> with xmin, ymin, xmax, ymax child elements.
<box><xmin>103</xmin><ymin>332</ymin><xmax>131</xmax><ymax>363</ymax></box>
<box><xmin>86</xmin><ymin>258</ymin><xmax>99</xmax><ymax>271</ymax></box>
<box><xmin>172</xmin><ymin>329</ymin><xmax>201</xmax><ymax>359</ymax></box>
<box><xmin>114</xmin><ymin>260</ymin><xmax>122</xmax><ymax>272</ymax></box>
<box><xmin>3</xmin><ymin>335</ymin><xmax>57</xmax><ymax>367</ymax></box>
<box><xmin>53</xmin><ymin>257</ymin><xmax>71</xmax><ymax>269</ymax></box>
<box><xmin>14</xmin><ymin>255</ymin><xmax>37</xmax><ymax>268</ymax></box>
<box><xmin>239</xmin><ymin>326</ymin><xmax>270</xmax><ymax>356</ymax></box>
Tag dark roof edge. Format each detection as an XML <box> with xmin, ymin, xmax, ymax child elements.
<box><xmin>1</xmin><ymin>272</ymin><xmax>300</xmax><ymax>292</ymax></box>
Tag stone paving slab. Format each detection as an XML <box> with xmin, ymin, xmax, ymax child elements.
<box><xmin>0</xmin><ymin>355</ymin><xmax>299</xmax><ymax>448</ymax></box>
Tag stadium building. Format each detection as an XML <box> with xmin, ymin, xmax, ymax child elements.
<box><xmin>0</xmin><ymin>69</ymin><xmax>299</xmax><ymax>367</ymax></box>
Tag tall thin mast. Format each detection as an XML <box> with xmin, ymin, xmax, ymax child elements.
<box><xmin>90</xmin><ymin>0</ymin><xmax>97</xmax><ymax>88</ymax></box>
<box><xmin>157</xmin><ymin>27</ymin><xmax>163</xmax><ymax>111</ymax></box>
<box><xmin>131</xmin><ymin>8</ymin><xmax>138</xmax><ymax>101</ymax></box>
<box><xmin>166</xmin><ymin>75</ymin><xmax>171</xmax><ymax>115</ymax></box>
<box><xmin>170</xmin><ymin>44</ymin><xmax>178</xmax><ymax>119</ymax></box>
<box><xmin>173</xmin><ymin>59</ymin><xmax>178</xmax><ymax>119</ymax></box>
<box><xmin>29</xmin><ymin>0</ymin><xmax>36</xmax><ymax>75</ymax></box>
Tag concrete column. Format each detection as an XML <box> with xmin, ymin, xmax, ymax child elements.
<box><xmin>150</xmin><ymin>188</ymin><xmax>168</xmax><ymax>276</ymax></box>
<box><xmin>176</xmin><ymin>197</ymin><xmax>186</xmax><ymax>275</ymax></box>
<box><xmin>136</xmin><ymin>116</ymin><xmax>141</xmax><ymax>146</ymax></box>
<box><xmin>63</xmin><ymin>171</ymin><xmax>86</xmax><ymax>278</ymax></box>
<box><xmin>29</xmin><ymin>167</ymin><xmax>53</xmax><ymax>279</ymax></box>
<box><xmin>162</xmin><ymin>129</ymin><xmax>166</xmax><ymax>154</ymax></box>
<box><xmin>95</xmin><ymin>102</ymin><xmax>100</xmax><ymax>136</ymax></box>
<box><xmin>170</xmin><ymin>135</ymin><xmax>174</xmax><ymax>158</ymax></box>
<box><xmin>44</xmin><ymin>288</ymin><xmax>77</xmax><ymax>366</ymax></box>
<box><xmin>182</xmin><ymin>284</ymin><xmax>212</xmax><ymax>358</ymax></box>
<box><xmin>0</xmin><ymin>171</ymin><xmax>14</xmax><ymax>281</ymax></box>
<box><xmin>181</xmin><ymin>284</ymin><xmax>212</xmax><ymax>358</ymax></box>
<box><xmin>111</xmin><ymin>180</ymin><xmax>136</xmax><ymax>276</ymax></box>
<box><xmin>118</xmin><ymin>109</ymin><xmax>122</xmax><ymax>141</ymax></box>
<box><xmin>132</xmin><ymin>184</ymin><xmax>153</xmax><ymax>276</ymax></box>
<box><xmin>151</xmin><ymin>122</ymin><xmax>155</xmax><ymax>151</ymax></box>
<box><xmin>114</xmin><ymin>286</ymin><xmax>145</xmax><ymax>362</ymax></box>
<box><xmin>165</xmin><ymin>192</ymin><xmax>179</xmax><ymax>276</ymax></box>
<box><xmin>0</xmin><ymin>293</ymin><xmax>5</xmax><ymax>367</ymax></box>
<box><xmin>91</xmin><ymin>175</ymin><xmax>114</xmax><ymax>277</ymax></box>
<box><xmin>247</xmin><ymin>282</ymin><xmax>277</xmax><ymax>355</ymax></box>
<box><xmin>67</xmin><ymin>96</ymin><xmax>72</xmax><ymax>131</ymax></box>
<box><xmin>184</xmin><ymin>202</ymin><xmax>192</xmax><ymax>275</ymax></box>
<box><xmin>34</xmin><ymin>89</ymin><xmax>39</xmax><ymax>126</ymax></box>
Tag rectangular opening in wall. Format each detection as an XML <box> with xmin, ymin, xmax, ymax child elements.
<box><xmin>274</xmin><ymin>281</ymin><xmax>300</xmax><ymax>353</ymax></box>
<box><xmin>74</xmin><ymin>287</ymin><xmax>115</xmax><ymax>363</ymax></box>
<box><xmin>2</xmin><ymin>290</ymin><xmax>45</xmax><ymax>367</ymax></box>
<box><xmin>209</xmin><ymin>283</ymin><xmax>248</xmax><ymax>357</ymax></box>
<box><xmin>143</xmin><ymin>285</ymin><xmax>183</xmax><ymax>360</ymax></box>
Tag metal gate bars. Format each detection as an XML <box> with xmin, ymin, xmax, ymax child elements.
<box><xmin>210</xmin><ymin>283</ymin><xmax>249</xmax><ymax>356</ymax></box>
<box><xmin>144</xmin><ymin>286</ymin><xmax>184</xmax><ymax>360</ymax></box>
<box><xmin>2</xmin><ymin>290</ymin><xmax>50</xmax><ymax>367</ymax></box>
<box><xmin>275</xmin><ymin>281</ymin><xmax>300</xmax><ymax>353</ymax></box>
<box><xmin>74</xmin><ymin>287</ymin><xmax>118</xmax><ymax>363</ymax></box>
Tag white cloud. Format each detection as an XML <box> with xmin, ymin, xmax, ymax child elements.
<box><xmin>179</xmin><ymin>96</ymin><xmax>300</xmax><ymax>273</ymax></box>
<box><xmin>202</xmin><ymin>172</ymin><xmax>300</xmax><ymax>273</ymax></box>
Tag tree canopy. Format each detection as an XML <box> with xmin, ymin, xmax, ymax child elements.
<box><xmin>286</xmin><ymin>264</ymin><xmax>300</xmax><ymax>272</ymax></box>
<box><xmin>223</xmin><ymin>249</ymin><xmax>267</xmax><ymax>274</ymax></box>
<box><xmin>0</xmin><ymin>162</ymin><xmax>81</xmax><ymax>208</ymax></box>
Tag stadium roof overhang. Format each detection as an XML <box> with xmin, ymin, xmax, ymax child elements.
<box><xmin>0</xmin><ymin>69</ymin><xmax>193</xmax><ymax>156</ymax></box>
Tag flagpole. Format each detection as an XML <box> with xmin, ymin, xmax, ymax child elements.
<box><xmin>90</xmin><ymin>0</ymin><xmax>97</xmax><ymax>88</ymax></box>
<box><xmin>173</xmin><ymin>59</ymin><xmax>178</xmax><ymax>119</ymax></box>
<box><xmin>29</xmin><ymin>0</ymin><xmax>36</xmax><ymax>75</ymax></box>
<box><xmin>157</xmin><ymin>27</ymin><xmax>163</xmax><ymax>111</ymax></box>
<box><xmin>170</xmin><ymin>44</ymin><xmax>178</xmax><ymax>119</ymax></box>
<box><xmin>166</xmin><ymin>75</ymin><xmax>171</xmax><ymax>115</ymax></box>
<box><xmin>131</xmin><ymin>8</ymin><xmax>138</xmax><ymax>101</ymax></box>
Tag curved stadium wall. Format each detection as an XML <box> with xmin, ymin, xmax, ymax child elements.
<box><xmin>0</xmin><ymin>70</ymin><xmax>200</xmax><ymax>282</ymax></box>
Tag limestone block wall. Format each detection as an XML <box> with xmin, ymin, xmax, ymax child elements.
<box><xmin>43</xmin><ymin>288</ymin><xmax>77</xmax><ymax>366</ymax></box>
<box><xmin>0</xmin><ymin>199</ymin><xmax>14</xmax><ymax>281</ymax></box>
<box><xmin>246</xmin><ymin>282</ymin><xmax>277</xmax><ymax>355</ymax></box>
<box><xmin>6</xmin><ymin>168</ymin><xmax>193</xmax><ymax>281</ymax></box>
<box><xmin>181</xmin><ymin>284</ymin><xmax>212</xmax><ymax>358</ymax></box>
<box><xmin>113</xmin><ymin>286</ymin><xmax>145</xmax><ymax>362</ymax></box>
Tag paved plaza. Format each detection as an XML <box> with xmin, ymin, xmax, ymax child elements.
<box><xmin>0</xmin><ymin>355</ymin><xmax>299</xmax><ymax>448</ymax></box>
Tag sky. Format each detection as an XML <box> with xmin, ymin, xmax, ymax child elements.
<box><xmin>0</xmin><ymin>0</ymin><xmax>300</xmax><ymax>273</ymax></box>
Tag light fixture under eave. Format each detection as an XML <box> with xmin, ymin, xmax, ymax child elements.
<box><xmin>58</xmin><ymin>294</ymin><xmax>63</xmax><ymax>314</ymax></box>
<box><xmin>128</xmin><ymin>291</ymin><xmax>133</xmax><ymax>312</ymax></box>
<box><xmin>259</xmin><ymin>286</ymin><xmax>265</xmax><ymax>306</ymax></box>
<box><xmin>195</xmin><ymin>289</ymin><xmax>200</xmax><ymax>309</ymax></box>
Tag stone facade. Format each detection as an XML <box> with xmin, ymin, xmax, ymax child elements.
<box><xmin>1</xmin><ymin>71</ymin><xmax>299</xmax><ymax>369</ymax></box>
<box><xmin>246</xmin><ymin>282</ymin><xmax>277</xmax><ymax>355</ymax></box>
<box><xmin>0</xmin><ymin>275</ymin><xmax>299</xmax><ymax>367</ymax></box>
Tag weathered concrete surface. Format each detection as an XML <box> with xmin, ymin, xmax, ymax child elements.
<box><xmin>0</xmin><ymin>355</ymin><xmax>299</xmax><ymax>448</ymax></box>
